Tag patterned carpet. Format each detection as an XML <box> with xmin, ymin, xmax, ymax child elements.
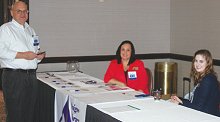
<box><xmin>0</xmin><ymin>90</ymin><xmax>6</xmax><ymax>122</ymax></box>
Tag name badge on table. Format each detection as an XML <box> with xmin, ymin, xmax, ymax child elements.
<box><xmin>128</xmin><ymin>71</ymin><xmax>137</xmax><ymax>80</ymax></box>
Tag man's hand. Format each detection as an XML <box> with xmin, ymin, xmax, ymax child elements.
<box><xmin>36</xmin><ymin>52</ymin><xmax>46</xmax><ymax>60</ymax></box>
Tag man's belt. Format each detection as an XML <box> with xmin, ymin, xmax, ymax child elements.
<box><xmin>2</xmin><ymin>68</ymin><xmax>36</xmax><ymax>73</ymax></box>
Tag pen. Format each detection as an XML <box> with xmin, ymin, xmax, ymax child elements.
<box><xmin>127</xmin><ymin>105</ymin><xmax>140</xmax><ymax>110</ymax></box>
<box><xmin>135</xmin><ymin>94</ymin><xmax>150</xmax><ymax>98</ymax></box>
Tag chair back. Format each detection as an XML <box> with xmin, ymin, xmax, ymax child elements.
<box><xmin>145</xmin><ymin>68</ymin><xmax>153</xmax><ymax>94</ymax></box>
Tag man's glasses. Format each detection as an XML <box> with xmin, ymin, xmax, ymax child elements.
<box><xmin>14</xmin><ymin>9</ymin><xmax>29</xmax><ymax>14</ymax></box>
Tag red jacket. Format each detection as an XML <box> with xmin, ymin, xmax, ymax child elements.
<box><xmin>104</xmin><ymin>59</ymin><xmax>149</xmax><ymax>94</ymax></box>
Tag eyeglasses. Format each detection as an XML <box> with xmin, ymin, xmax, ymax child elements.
<box><xmin>14</xmin><ymin>9</ymin><xmax>29</xmax><ymax>14</ymax></box>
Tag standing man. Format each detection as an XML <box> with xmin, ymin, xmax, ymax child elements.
<box><xmin>0</xmin><ymin>1</ymin><xmax>45</xmax><ymax>122</ymax></box>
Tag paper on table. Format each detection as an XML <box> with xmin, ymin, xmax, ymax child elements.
<box><xmin>56</xmin><ymin>72</ymin><xmax>86</xmax><ymax>78</ymax></box>
<box><xmin>105</xmin><ymin>85</ymin><xmax>129</xmax><ymax>91</ymax></box>
<box><xmin>101</xmin><ymin>105</ymin><xmax>140</xmax><ymax>113</ymax></box>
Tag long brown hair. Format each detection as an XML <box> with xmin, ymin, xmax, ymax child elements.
<box><xmin>190</xmin><ymin>49</ymin><xmax>216</xmax><ymax>85</ymax></box>
<box><xmin>116</xmin><ymin>40</ymin><xmax>136</xmax><ymax>65</ymax></box>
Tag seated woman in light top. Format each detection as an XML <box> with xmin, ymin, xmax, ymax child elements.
<box><xmin>171</xmin><ymin>49</ymin><xmax>220</xmax><ymax>117</ymax></box>
<box><xmin>104</xmin><ymin>40</ymin><xmax>149</xmax><ymax>94</ymax></box>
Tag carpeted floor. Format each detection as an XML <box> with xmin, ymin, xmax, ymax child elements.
<box><xmin>0</xmin><ymin>90</ymin><xmax>6</xmax><ymax>122</ymax></box>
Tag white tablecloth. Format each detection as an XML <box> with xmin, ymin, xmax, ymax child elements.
<box><xmin>90</xmin><ymin>98</ymin><xmax>220</xmax><ymax>122</ymax></box>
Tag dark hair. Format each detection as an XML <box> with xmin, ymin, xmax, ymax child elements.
<box><xmin>190</xmin><ymin>49</ymin><xmax>216</xmax><ymax>85</ymax></box>
<box><xmin>116</xmin><ymin>40</ymin><xmax>136</xmax><ymax>65</ymax></box>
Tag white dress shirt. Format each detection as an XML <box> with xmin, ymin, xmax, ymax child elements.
<box><xmin>0</xmin><ymin>19</ymin><xmax>40</xmax><ymax>69</ymax></box>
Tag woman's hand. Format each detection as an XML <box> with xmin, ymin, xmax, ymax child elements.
<box><xmin>170</xmin><ymin>95</ymin><xmax>183</xmax><ymax>104</ymax></box>
<box><xmin>108</xmin><ymin>79</ymin><xmax>126</xmax><ymax>87</ymax></box>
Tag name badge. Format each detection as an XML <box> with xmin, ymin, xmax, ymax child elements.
<box><xmin>128</xmin><ymin>71</ymin><xmax>137</xmax><ymax>80</ymax></box>
<box><xmin>32</xmin><ymin>35</ymin><xmax>39</xmax><ymax>46</ymax></box>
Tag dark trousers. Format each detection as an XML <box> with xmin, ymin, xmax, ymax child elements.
<box><xmin>2</xmin><ymin>69</ymin><xmax>38</xmax><ymax>122</ymax></box>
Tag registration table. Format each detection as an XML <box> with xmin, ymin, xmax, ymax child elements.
<box><xmin>36</xmin><ymin>72</ymin><xmax>220</xmax><ymax>122</ymax></box>
<box><xmin>37</xmin><ymin>72</ymin><xmax>143</xmax><ymax>122</ymax></box>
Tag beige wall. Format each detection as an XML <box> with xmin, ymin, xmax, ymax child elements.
<box><xmin>171</xmin><ymin>0</ymin><xmax>220</xmax><ymax>58</ymax></box>
<box><xmin>30</xmin><ymin>0</ymin><xmax>170</xmax><ymax>57</ymax></box>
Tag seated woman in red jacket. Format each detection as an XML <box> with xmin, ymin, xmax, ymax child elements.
<box><xmin>104</xmin><ymin>40</ymin><xmax>149</xmax><ymax>94</ymax></box>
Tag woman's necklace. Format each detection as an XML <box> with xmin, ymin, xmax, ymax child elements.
<box><xmin>123</xmin><ymin>65</ymin><xmax>129</xmax><ymax>71</ymax></box>
<box><xmin>122</xmin><ymin>60</ymin><xmax>129</xmax><ymax>71</ymax></box>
